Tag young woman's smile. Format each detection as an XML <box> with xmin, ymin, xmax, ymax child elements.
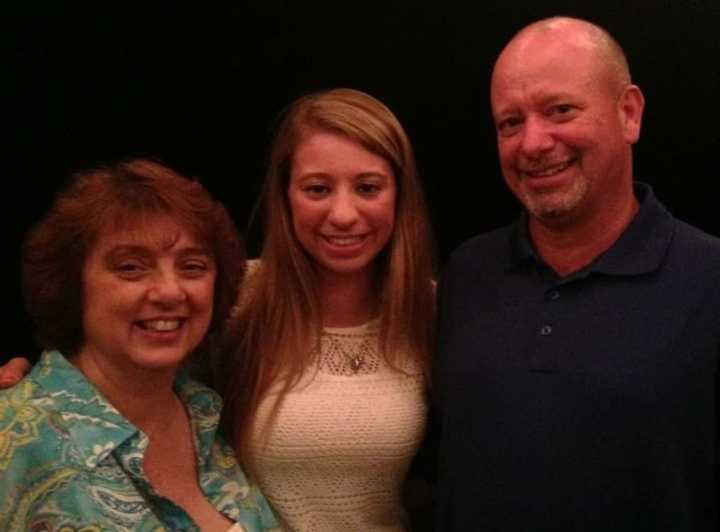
<box><xmin>288</xmin><ymin>129</ymin><xmax>397</xmax><ymax>281</ymax></box>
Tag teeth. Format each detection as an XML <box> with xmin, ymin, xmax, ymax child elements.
<box><xmin>142</xmin><ymin>319</ymin><xmax>181</xmax><ymax>331</ymax></box>
<box><xmin>324</xmin><ymin>235</ymin><xmax>364</xmax><ymax>246</ymax></box>
<box><xmin>526</xmin><ymin>161</ymin><xmax>572</xmax><ymax>177</ymax></box>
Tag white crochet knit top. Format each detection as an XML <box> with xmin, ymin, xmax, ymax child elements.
<box><xmin>249</xmin><ymin>319</ymin><xmax>428</xmax><ymax>532</ymax></box>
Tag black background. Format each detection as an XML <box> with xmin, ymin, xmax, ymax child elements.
<box><xmin>5</xmin><ymin>2</ymin><xmax>719</xmax><ymax>360</ymax></box>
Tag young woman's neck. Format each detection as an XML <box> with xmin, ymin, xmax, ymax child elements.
<box><xmin>318</xmin><ymin>268</ymin><xmax>378</xmax><ymax>328</ymax></box>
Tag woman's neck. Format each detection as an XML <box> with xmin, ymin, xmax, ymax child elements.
<box><xmin>70</xmin><ymin>349</ymin><xmax>181</xmax><ymax>434</ymax></box>
<box><xmin>318</xmin><ymin>268</ymin><xmax>378</xmax><ymax>328</ymax></box>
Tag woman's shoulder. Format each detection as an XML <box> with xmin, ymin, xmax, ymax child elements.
<box><xmin>246</xmin><ymin>258</ymin><xmax>262</xmax><ymax>276</ymax></box>
<box><xmin>229</xmin><ymin>259</ymin><xmax>262</xmax><ymax>316</ymax></box>
<box><xmin>242</xmin><ymin>258</ymin><xmax>263</xmax><ymax>293</ymax></box>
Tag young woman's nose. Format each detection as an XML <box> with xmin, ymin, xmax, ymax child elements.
<box><xmin>327</xmin><ymin>190</ymin><xmax>359</xmax><ymax>228</ymax></box>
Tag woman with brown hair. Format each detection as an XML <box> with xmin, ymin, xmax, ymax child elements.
<box><xmin>214</xmin><ymin>88</ymin><xmax>436</xmax><ymax>530</ymax></box>
<box><xmin>0</xmin><ymin>160</ymin><xmax>278</xmax><ymax>531</ymax></box>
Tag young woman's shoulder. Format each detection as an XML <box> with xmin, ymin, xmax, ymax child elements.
<box><xmin>246</xmin><ymin>258</ymin><xmax>262</xmax><ymax>278</ymax></box>
<box><xmin>229</xmin><ymin>259</ymin><xmax>263</xmax><ymax>316</ymax></box>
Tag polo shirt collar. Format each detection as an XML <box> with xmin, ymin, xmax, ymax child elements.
<box><xmin>509</xmin><ymin>182</ymin><xmax>675</xmax><ymax>276</ymax></box>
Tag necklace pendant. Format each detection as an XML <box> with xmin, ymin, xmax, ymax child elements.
<box><xmin>350</xmin><ymin>356</ymin><xmax>364</xmax><ymax>372</ymax></box>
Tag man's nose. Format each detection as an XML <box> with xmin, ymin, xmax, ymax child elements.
<box><xmin>519</xmin><ymin>116</ymin><xmax>555</xmax><ymax>158</ymax></box>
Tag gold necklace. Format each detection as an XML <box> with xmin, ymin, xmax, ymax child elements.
<box><xmin>344</xmin><ymin>351</ymin><xmax>365</xmax><ymax>373</ymax></box>
<box><xmin>322</xmin><ymin>334</ymin><xmax>376</xmax><ymax>374</ymax></box>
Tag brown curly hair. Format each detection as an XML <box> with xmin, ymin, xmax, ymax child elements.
<box><xmin>22</xmin><ymin>158</ymin><xmax>245</xmax><ymax>356</ymax></box>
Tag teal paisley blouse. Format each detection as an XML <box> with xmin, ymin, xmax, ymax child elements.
<box><xmin>0</xmin><ymin>350</ymin><xmax>279</xmax><ymax>531</ymax></box>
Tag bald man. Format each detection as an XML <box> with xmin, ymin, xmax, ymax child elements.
<box><xmin>434</xmin><ymin>17</ymin><xmax>720</xmax><ymax>531</ymax></box>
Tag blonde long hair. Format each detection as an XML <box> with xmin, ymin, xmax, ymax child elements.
<box><xmin>214</xmin><ymin>88</ymin><xmax>436</xmax><ymax>464</ymax></box>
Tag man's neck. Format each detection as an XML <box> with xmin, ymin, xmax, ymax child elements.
<box><xmin>529</xmin><ymin>192</ymin><xmax>639</xmax><ymax>277</ymax></box>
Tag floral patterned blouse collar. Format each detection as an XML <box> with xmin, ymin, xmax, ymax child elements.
<box><xmin>31</xmin><ymin>350</ymin><xmax>225</xmax><ymax>472</ymax></box>
<box><xmin>31</xmin><ymin>350</ymin><xmax>137</xmax><ymax>469</ymax></box>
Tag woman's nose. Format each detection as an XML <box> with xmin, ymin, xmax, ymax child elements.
<box><xmin>147</xmin><ymin>270</ymin><xmax>187</xmax><ymax>305</ymax></box>
<box><xmin>327</xmin><ymin>190</ymin><xmax>359</xmax><ymax>228</ymax></box>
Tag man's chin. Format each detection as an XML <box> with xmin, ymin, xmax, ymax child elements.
<box><xmin>521</xmin><ymin>181</ymin><xmax>587</xmax><ymax>223</ymax></box>
<box><xmin>523</xmin><ymin>194</ymin><xmax>580</xmax><ymax>225</ymax></box>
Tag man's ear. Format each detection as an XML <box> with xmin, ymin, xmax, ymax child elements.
<box><xmin>619</xmin><ymin>84</ymin><xmax>645</xmax><ymax>144</ymax></box>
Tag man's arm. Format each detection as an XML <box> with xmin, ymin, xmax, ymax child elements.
<box><xmin>0</xmin><ymin>357</ymin><xmax>31</xmax><ymax>387</ymax></box>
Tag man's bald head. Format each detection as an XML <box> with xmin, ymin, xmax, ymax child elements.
<box><xmin>489</xmin><ymin>16</ymin><xmax>645</xmax><ymax>228</ymax></box>
<box><xmin>494</xmin><ymin>17</ymin><xmax>631</xmax><ymax>97</ymax></box>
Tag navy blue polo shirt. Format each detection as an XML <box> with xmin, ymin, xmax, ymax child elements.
<box><xmin>435</xmin><ymin>184</ymin><xmax>720</xmax><ymax>531</ymax></box>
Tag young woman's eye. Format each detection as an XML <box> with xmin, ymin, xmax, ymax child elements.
<box><xmin>304</xmin><ymin>184</ymin><xmax>330</xmax><ymax>197</ymax></box>
<box><xmin>357</xmin><ymin>183</ymin><xmax>381</xmax><ymax>196</ymax></box>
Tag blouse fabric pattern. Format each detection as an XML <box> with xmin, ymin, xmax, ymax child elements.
<box><xmin>251</xmin><ymin>319</ymin><xmax>428</xmax><ymax>531</ymax></box>
<box><xmin>0</xmin><ymin>350</ymin><xmax>279</xmax><ymax>532</ymax></box>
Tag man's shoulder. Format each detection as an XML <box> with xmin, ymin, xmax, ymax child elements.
<box><xmin>447</xmin><ymin>223</ymin><xmax>515</xmax><ymax>268</ymax></box>
<box><xmin>673</xmin><ymin>219</ymin><xmax>720</xmax><ymax>253</ymax></box>
<box><xmin>668</xmin><ymin>219</ymin><xmax>720</xmax><ymax>272</ymax></box>
<box><xmin>641</xmin><ymin>184</ymin><xmax>720</xmax><ymax>259</ymax></box>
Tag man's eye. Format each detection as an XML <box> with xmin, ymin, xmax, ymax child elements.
<box><xmin>497</xmin><ymin>117</ymin><xmax>522</xmax><ymax>137</ymax></box>
<box><xmin>549</xmin><ymin>104</ymin><xmax>575</xmax><ymax>118</ymax></box>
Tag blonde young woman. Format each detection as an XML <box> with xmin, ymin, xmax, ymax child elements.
<box><xmin>213</xmin><ymin>88</ymin><xmax>436</xmax><ymax>531</ymax></box>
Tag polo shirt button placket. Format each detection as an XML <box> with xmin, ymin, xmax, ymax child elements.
<box><xmin>540</xmin><ymin>288</ymin><xmax>559</xmax><ymax>336</ymax></box>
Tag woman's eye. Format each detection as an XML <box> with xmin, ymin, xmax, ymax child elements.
<box><xmin>304</xmin><ymin>184</ymin><xmax>330</xmax><ymax>197</ymax></box>
<box><xmin>357</xmin><ymin>183</ymin><xmax>381</xmax><ymax>195</ymax></box>
<box><xmin>115</xmin><ymin>262</ymin><xmax>145</xmax><ymax>278</ymax></box>
<box><xmin>181</xmin><ymin>261</ymin><xmax>209</xmax><ymax>276</ymax></box>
